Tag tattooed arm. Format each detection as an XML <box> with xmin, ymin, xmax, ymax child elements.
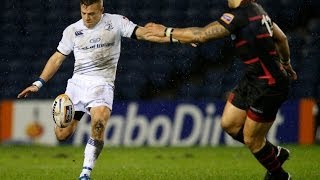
<box><xmin>145</xmin><ymin>21</ymin><xmax>230</xmax><ymax>44</ymax></box>
<box><xmin>171</xmin><ymin>21</ymin><xmax>230</xmax><ymax>43</ymax></box>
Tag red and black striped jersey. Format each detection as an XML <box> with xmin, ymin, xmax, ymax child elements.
<box><xmin>218</xmin><ymin>2</ymin><xmax>288</xmax><ymax>86</ymax></box>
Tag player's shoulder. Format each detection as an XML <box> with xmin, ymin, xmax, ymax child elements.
<box><xmin>229</xmin><ymin>5</ymin><xmax>247</xmax><ymax>17</ymax></box>
<box><xmin>220</xmin><ymin>6</ymin><xmax>248</xmax><ymax>23</ymax></box>
<box><xmin>103</xmin><ymin>13</ymin><xmax>118</xmax><ymax>18</ymax></box>
<box><xmin>226</xmin><ymin>2</ymin><xmax>259</xmax><ymax>17</ymax></box>
<box><xmin>103</xmin><ymin>13</ymin><xmax>131</xmax><ymax>22</ymax></box>
<box><xmin>220</xmin><ymin>10</ymin><xmax>239</xmax><ymax>26</ymax></box>
<box><xmin>61</xmin><ymin>19</ymin><xmax>85</xmax><ymax>37</ymax></box>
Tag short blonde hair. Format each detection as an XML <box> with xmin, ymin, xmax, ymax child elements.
<box><xmin>80</xmin><ymin>0</ymin><xmax>103</xmax><ymax>7</ymax></box>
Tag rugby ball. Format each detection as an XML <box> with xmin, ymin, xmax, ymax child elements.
<box><xmin>52</xmin><ymin>94</ymin><xmax>75</xmax><ymax>128</ymax></box>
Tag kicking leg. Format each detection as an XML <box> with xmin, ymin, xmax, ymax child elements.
<box><xmin>55</xmin><ymin>120</ymin><xmax>78</xmax><ymax>141</ymax></box>
<box><xmin>54</xmin><ymin>111</ymin><xmax>84</xmax><ymax>141</ymax></box>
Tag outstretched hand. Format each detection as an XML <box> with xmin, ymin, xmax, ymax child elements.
<box><xmin>145</xmin><ymin>22</ymin><xmax>167</xmax><ymax>37</ymax></box>
<box><xmin>144</xmin><ymin>23</ymin><xmax>198</xmax><ymax>47</ymax></box>
<box><xmin>17</xmin><ymin>85</ymin><xmax>39</xmax><ymax>98</ymax></box>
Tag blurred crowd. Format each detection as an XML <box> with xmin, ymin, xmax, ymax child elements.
<box><xmin>1</xmin><ymin>0</ymin><xmax>319</xmax><ymax>101</ymax></box>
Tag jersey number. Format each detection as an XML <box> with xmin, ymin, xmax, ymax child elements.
<box><xmin>261</xmin><ymin>15</ymin><xmax>273</xmax><ymax>37</ymax></box>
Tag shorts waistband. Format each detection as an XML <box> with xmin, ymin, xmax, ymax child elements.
<box><xmin>71</xmin><ymin>74</ymin><xmax>114</xmax><ymax>87</ymax></box>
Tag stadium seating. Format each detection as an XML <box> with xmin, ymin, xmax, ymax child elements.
<box><xmin>2</xmin><ymin>0</ymin><xmax>320</xmax><ymax>101</ymax></box>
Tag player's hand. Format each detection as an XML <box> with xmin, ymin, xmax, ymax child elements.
<box><xmin>282</xmin><ymin>64</ymin><xmax>297</xmax><ymax>81</ymax></box>
<box><xmin>145</xmin><ymin>23</ymin><xmax>198</xmax><ymax>47</ymax></box>
<box><xmin>17</xmin><ymin>85</ymin><xmax>39</xmax><ymax>98</ymax></box>
<box><xmin>145</xmin><ymin>22</ymin><xmax>167</xmax><ymax>37</ymax></box>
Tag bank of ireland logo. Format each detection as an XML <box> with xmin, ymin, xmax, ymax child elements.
<box><xmin>89</xmin><ymin>38</ymin><xmax>101</xmax><ymax>43</ymax></box>
<box><xmin>105</xmin><ymin>21</ymin><xmax>114</xmax><ymax>31</ymax></box>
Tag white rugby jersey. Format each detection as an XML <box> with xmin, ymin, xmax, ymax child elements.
<box><xmin>57</xmin><ymin>13</ymin><xmax>137</xmax><ymax>84</ymax></box>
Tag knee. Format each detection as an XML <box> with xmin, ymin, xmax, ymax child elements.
<box><xmin>90</xmin><ymin>107</ymin><xmax>111</xmax><ymax>140</ymax></box>
<box><xmin>221</xmin><ymin>118</ymin><xmax>236</xmax><ymax>135</ymax></box>
<box><xmin>220</xmin><ymin>118</ymin><xmax>230</xmax><ymax>131</ymax></box>
<box><xmin>244</xmin><ymin>136</ymin><xmax>264</xmax><ymax>152</ymax></box>
<box><xmin>91</xmin><ymin>119</ymin><xmax>106</xmax><ymax>140</ymax></box>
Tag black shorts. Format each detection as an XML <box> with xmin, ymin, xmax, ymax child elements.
<box><xmin>74</xmin><ymin>111</ymin><xmax>85</xmax><ymax>121</ymax></box>
<box><xmin>228</xmin><ymin>77</ymin><xmax>289</xmax><ymax>122</ymax></box>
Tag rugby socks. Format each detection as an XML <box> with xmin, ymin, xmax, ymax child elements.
<box><xmin>253</xmin><ymin>140</ymin><xmax>284</xmax><ymax>174</ymax></box>
<box><xmin>232</xmin><ymin>127</ymin><xmax>279</xmax><ymax>155</ymax></box>
<box><xmin>232</xmin><ymin>126</ymin><xmax>245</xmax><ymax>143</ymax></box>
<box><xmin>80</xmin><ymin>137</ymin><xmax>104</xmax><ymax>177</ymax></box>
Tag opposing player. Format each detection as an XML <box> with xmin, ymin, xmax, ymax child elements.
<box><xmin>145</xmin><ymin>0</ymin><xmax>297</xmax><ymax>179</ymax></box>
<box><xmin>17</xmin><ymin>0</ymin><xmax>167</xmax><ymax>179</ymax></box>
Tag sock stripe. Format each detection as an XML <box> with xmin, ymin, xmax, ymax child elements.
<box><xmin>260</xmin><ymin>148</ymin><xmax>275</xmax><ymax>162</ymax></box>
<box><xmin>88</xmin><ymin>138</ymin><xmax>96</xmax><ymax>146</ymax></box>
<box><xmin>267</xmin><ymin>158</ymin><xmax>282</xmax><ymax>172</ymax></box>
<box><xmin>259</xmin><ymin>149</ymin><xmax>281</xmax><ymax>172</ymax></box>
<box><xmin>254</xmin><ymin>141</ymin><xmax>283</xmax><ymax>173</ymax></box>
<box><xmin>267</xmin><ymin>158</ymin><xmax>278</xmax><ymax>166</ymax></box>
<box><xmin>88</xmin><ymin>137</ymin><xmax>104</xmax><ymax>148</ymax></box>
<box><xmin>269</xmin><ymin>162</ymin><xmax>281</xmax><ymax>172</ymax></box>
<box><xmin>83</xmin><ymin>166</ymin><xmax>93</xmax><ymax>171</ymax></box>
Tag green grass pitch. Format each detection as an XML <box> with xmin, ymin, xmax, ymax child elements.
<box><xmin>0</xmin><ymin>145</ymin><xmax>319</xmax><ymax>179</ymax></box>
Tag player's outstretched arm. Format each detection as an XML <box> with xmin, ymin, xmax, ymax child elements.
<box><xmin>134</xmin><ymin>26</ymin><xmax>171</xmax><ymax>43</ymax></box>
<box><xmin>17</xmin><ymin>51</ymin><xmax>66</xmax><ymax>98</ymax></box>
<box><xmin>145</xmin><ymin>21</ymin><xmax>230</xmax><ymax>43</ymax></box>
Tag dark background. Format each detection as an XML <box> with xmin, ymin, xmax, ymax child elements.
<box><xmin>1</xmin><ymin>0</ymin><xmax>319</xmax><ymax>101</ymax></box>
